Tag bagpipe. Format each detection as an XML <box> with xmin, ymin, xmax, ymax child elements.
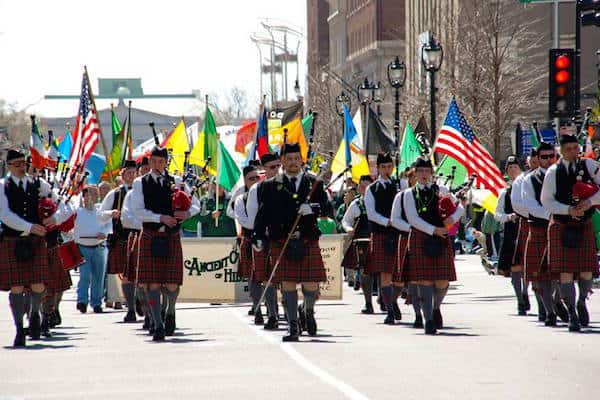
<box><xmin>438</xmin><ymin>173</ymin><xmax>476</xmax><ymax>223</ymax></box>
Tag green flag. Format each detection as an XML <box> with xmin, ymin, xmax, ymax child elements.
<box><xmin>436</xmin><ymin>155</ymin><xmax>468</xmax><ymax>190</ymax></box>
<box><xmin>301</xmin><ymin>113</ymin><xmax>313</xmax><ymax>141</ymax></box>
<box><xmin>103</xmin><ymin>107</ymin><xmax>125</xmax><ymax>179</ymax></box>
<box><xmin>530</xmin><ymin>125</ymin><xmax>540</xmax><ymax>148</ymax></box>
<box><xmin>217</xmin><ymin>141</ymin><xmax>241</xmax><ymax>192</ymax></box>
<box><xmin>398</xmin><ymin>122</ymin><xmax>424</xmax><ymax>172</ymax></box>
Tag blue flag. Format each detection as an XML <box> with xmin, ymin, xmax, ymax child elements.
<box><xmin>58</xmin><ymin>129</ymin><xmax>73</xmax><ymax>161</ymax></box>
<box><xmin>84</xmin><ymin>153</ymin><xmax>106</xmax><ymax>184</ymax></box>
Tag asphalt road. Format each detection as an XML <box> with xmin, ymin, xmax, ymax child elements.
<box><xmin>1</xmin><ymin>255</ymin><xmax>599</xmax><ymax>400</ymax></box>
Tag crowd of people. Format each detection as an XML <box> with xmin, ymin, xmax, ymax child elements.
<box><xmin>1</xmin><ymin>133</ymin><xmax>598</xmax><ymax>347</ymax></box>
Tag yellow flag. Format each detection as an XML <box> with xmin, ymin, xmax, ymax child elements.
<box><xmin>163</xmin><ymin>120</ymin><xmax>188</xmax><ymax>174</ymax></box>
<box><xmin>269</xmin><ymin>118</ymin><xmax>308</xmax><ymax>161</ymax></box>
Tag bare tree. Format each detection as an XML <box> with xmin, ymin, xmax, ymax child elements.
<box><xmin>225</xmin><ymin>86</ymin><xmax>251</xmax><ymax>120</ymax></box>
<box><xmin>0</xmin><ymin>99</ymin><xmax>31</xmax><ymax>149</ymax></box>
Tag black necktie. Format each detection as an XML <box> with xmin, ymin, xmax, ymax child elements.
<box><xmin>290</xmin><ymin>177</ymin><xmax>297</xmax><ymax>193</ymax></box>
<box><xmin>569</xmin><ymin>163</ymin><xmax>575</xmax><ymax>176</ymax></box>
<box><xmin>18</xmin><ymin>180</ymin><xmax>24</xmax><ymax>191</ymax></box>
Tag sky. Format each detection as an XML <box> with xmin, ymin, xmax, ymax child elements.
<box><xmin>0</xmin><ymin>0</ymin><xmax>307</xmax><ymax>117</ymax></box>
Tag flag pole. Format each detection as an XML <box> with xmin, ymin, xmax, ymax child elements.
<box><xmin>84</xmin><ymin>66</ymin><xmax>111</xmax><ymax>182</ymax></box>
<box><xmin>206</xmin><ymin>94</ymin><xmax>220</xmax><ymax>228</ymax></box>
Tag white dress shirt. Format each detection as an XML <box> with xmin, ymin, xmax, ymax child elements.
<box><xmin>364</xmin><ymin>177</ymin><xmax>395</xmax><ymax>227</ymax></box>
<box><xmin>522</xmin><ymin>168</ymin><xmax>551</xmax><ymax>220</ymax></box>
<box><xmin>341</xmin><ymin>198</ymin><xmax>362</xmax><ymax>232</ymax></box>
<box><xmin>234</xmin><ymin>193</ymin><xmax>254</xmax><ymax>230</ymax></box>
<box><xmin>99</xmin><ymin>185</ymin><xmax>130</xmax><ymax>220</ymax></box>
<box><xmin>494</xmin><ymin>188</ymin><xmax>512</xmax><ymax>224</ymax></box>
<box><xmin>390</xmin><ymin>190</ymin><xmax>411</xmax><ymax>232</ymax></box>
<box><xmin>120</xmin><ymin>191</ymin><xmax>142</xmax><ymax>230</ymax></box>
<box><xmin>0</xmin><ymin>174</ymin><xmax>69</xmax><ymax>235</ymax></box>
<box><xmin>245</xmin><ymin>182</ymin><xmax>260</xmax><ymax>229</ymax></box>
<box><xmin>74</xmin><ymin>204</ymin><xmax>113</xmax><ymax>246</ymax></box>
<box><xmin>509</xmin><ymin>172</ymin><xmax>529</xmax><ymax>217</ymax></box>
<box><xmin>541</xmin><ymin>158</ymin><xmax>600</xmax><ymax>215</ymax></box>
<box><xmin>130</xmin><ymin>172</ymin><xmax>201</xmax><ymax>223</ymax></box>
<box><xmin>227</xmin><ymin>185</ymin><xmax>246</xmax><ymax>220</ymax></box>
<box><xmin>403</xmin><ymin>184</ymin><xmax>464</xmax><ymax>236</ymax></box>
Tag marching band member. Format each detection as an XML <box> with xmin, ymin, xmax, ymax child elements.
<box><xmin>253</xmin><ymin>143</ymin><xmax>329</xmax><ymax>341</ymax></box>
<box><xmin>404</xmin><ymin>157</ymin><xmax>464</xmax><ymax>335</ymax></box>
<box><xmin>100</xmin><ymin>160</ymin><xmax>138</xmax><ymax>322</ymax></box>
<box><xmin>341</xmin><ymin>175</ymin><xmax>374</xmax><ymax>314</ymax></box>
<box><xmin>541</xmin><ymin>134</ymin><xmax>600</xmax><ymax>332</ymax></box>
<box><xmin>129</xmin><ymin>146</ymin><xmax>200</xmax><ymax>341</ymax></box>
<box><xmin>364</xmin><ymin>152</ymin><xmax>404</xmax><ymax>324</ymax></box>
<box><xmin>522</xmin><ymin>143</ymin><xmax>556</xmax><ymax>325</ymax></box>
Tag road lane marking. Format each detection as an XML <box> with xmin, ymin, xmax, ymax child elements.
<box><xmin>230</xmin><ymin>309</ymin><xmax>370</xmax><ymax>400</ymax></box>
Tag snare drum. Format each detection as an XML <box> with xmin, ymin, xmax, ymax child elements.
<box><xmin>353</xmin><ymin>238</ymin><xmax>371</xmax><ymax>268</ymax></box>
<box><xmin>57</xmin><ymin>241</ymin><xmax>86</xmax><ymax>271</ymax></box>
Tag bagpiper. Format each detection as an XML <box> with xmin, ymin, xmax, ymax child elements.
<box><xmin>541</xmin><ymin>134</ymin><xmax>599</xmax><ymax>332</ymax></box>
<box><xmin>253</xmin><ymin>143</ymin><xmax>328</xmax><ymax>341</ymax></box>
<box><xmin>129</xmin><ymin>146</ymin><xmax>200</xmax><ymax>341</ymax></box>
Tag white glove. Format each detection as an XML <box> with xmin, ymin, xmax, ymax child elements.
<box><xmin>298</xmin><ymin>204</ymin><xmax>314</xmax><ymax>216</ymax></box>
<box><xmin>252</xmin><ymin>240</ymin><xmax>263</xmax><ymax>252</ymax></box>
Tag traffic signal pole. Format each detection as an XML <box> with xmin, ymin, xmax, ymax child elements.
<box><xmin>576</xmin><ymin>1</ymin><xmax>582</xmax><ymax>116</ymax></box>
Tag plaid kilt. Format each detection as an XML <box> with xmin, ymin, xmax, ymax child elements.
<box><xmin>547</xmin><ymin>219</ymin><xmax>598</xmax><ymax>274</ymax></box>
<box><xmin>523</xmin><ymin>224</ymin><xmax>554</xmax><ymax>282</ymax></box>
<box><xmin>250</xmin><ymin>244</ymin><xmax>272</xmax><ymax>283</ymax></box>
<box><xmin>137</xmin><ymin>230</ymin><xmax>183</xmax><ymax>285</ymax></box>
<box><xmin>404</xmin><ymin>230</ymin><xmax>456</xmax><ymax>282</ymax></box>
<box><xmin>106</xmin><ymin>237</ymin><xmax>129</xmax><ymax>274</ymax></box>
<box><xmin>341</xmin><ymin>237</ymin><xmax>370</xmax><ymax>270</ymax></box>
<box><xmin>237</xmin><ymin>238</ymin><xmax>252</xmax><ymax>279</ymax></box>
<box><xmin>45</xmin><ymin>246</ymin><xmax>72</xmax><ymax>295</ymax></box>
<box><xmin>0</xmin><ymin>236</ymin><xmax>49</xmax><ymax>291</ymax></box>
<box><xmin>513</xmin><ymin>217</ymin><xmax>529</xmax><ymax>266</ymax></box>
<box><xmin>366</xmin><ymin>232</ymin><xmax>400</xmax><ymax>274</ymax></box>
<box><xmin>269</xmin><ymin>239</ymin><xmax>326</xmax><ymax>283</ymax></box>
<box><xmin>392</xmin><ymin>233</ymin><xmax>410</xmax><ymax>283</ymax></box>
<box><xmin>123</xmin><ymin>232</ymin><xmax>141</xmax><ymax>282</ymax></box>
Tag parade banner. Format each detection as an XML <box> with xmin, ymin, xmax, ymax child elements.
<box><xmin>179</xmin><ymin>235</ymin><xmax>345</xmax><ymax>303</ymax></box>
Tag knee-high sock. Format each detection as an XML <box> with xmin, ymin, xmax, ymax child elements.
<box><xmin>532</xmin><ymin>282</ymin><xmax>544</xmax><ymax>312</ymax></box>
<box><xmin>382</xmin><ymin>285</ymin><xmax>394</xmax><ymax>318</ymax></box>
<box><xmin>361</xmin><ymin>274</ymin><xmax>373</xmax><ymax>305</ymax></box>
<box><xmin>538</xmin><ymin>280</ymin><xmax>555</xmax><ymax>314</ymax></box>
<box><xmin>523</xmin><ymin>279</ymin><xmax>530</xmax><ymax>296</ymax></box>
<box><xmin>122</xmin><ymin>282</ymin><xmax>136</xmax><ymax>311</ymax></box>
<box><xmin>166</xmin><ymin>287</ymin><xmax>179</xmax><ymax>316</ymax></box>
<box><xmin>303</xmin><ymin>289</ymin><xmax>318</xmax><ymax>313</ymax></box>
<box><xmin>137</xmin><ymin>287</ymin><xmax>150</xmax><ymax>317</ymax></box>
<box><xmin>249</xmin><ymin>280</ymin><xmax>262</xmax><ymax>309</ymax></box>
<box><xmin>408</xmin><ymin>284</ymin><xmax>421</xmax><ymax>315</ymax></box>
<box><xmin>578</xmin><ymin>279</ymin><xmax>593</xmax><ymax>304</ymax></box>
<box><xmin>147</xmin><ymin>289</ymin><xmax>163</xmax><ymax>328</ymax></box>
<box><xmin>510</xmin><ymin>271</ymin><xmax>523</xmax><ymax>301</ymax></box>
<box><xmin>9</xmin><ymin>293</ymin><xmax>24</xmax><ymax>328</ymax></box>
<box><xmin>418</xmin><ymin>285</ymin><xmax>434</xmax><ymax>321</ymax></box>
<box><xmin>282</xmin><ymin>290</ymin><xmax>298</xmax><ymax>323</ymax></box>
<box><xmin>552</xmin><ymin>281</ymin><xmax>561</xmax><ymax>303</ymax></box>
<box><xmin>160</xmin><ymin>287</ymin><xmax>168</xmax><ymax>314</ymax></box>
<box><xmin>393</xmin><ymin>286</ymin><xmax>403</xmax><ymax>301</ymax></box>
<box><xmin>560</xmin><ymin>282</ymin><xmax>576</xmax><ymax>309</ymax></box>
<box><xmin>434</xmin><ymin>286</ymin><xmax>449</xmax><ymax>310</ymax></box>
<box><xmin>265</xmin><ymin>286</ymin><xmax>277</xmax><ymax>318</ymax></box>
<box><xmin>30</xmin><ymin>290</ymin><xmax>44</xmax><ymax>315</ymax></box>
<box><xmin>43</xmin><ymin>295</ymin><xmax>55</xmax><ymax>314</ymax></box>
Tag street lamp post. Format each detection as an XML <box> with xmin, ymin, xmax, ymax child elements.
<box><xmin>372</xmin><ymin>81</ymin><xmax>385</xmax><ymax>117</ymax></box>
<box><xmin>387</xmin><ymin>56</ymin><xmax>406</xmax><ymax>179</ymax></box>
<box><xmin>421</xmin><ymin>35</ymin><xmax>444</xmax><ymax>146</ymax></box>
<box><xmin>358</xmin><ymin>78</ymin><xmax>374</xmax><ymax>155</ymax></box>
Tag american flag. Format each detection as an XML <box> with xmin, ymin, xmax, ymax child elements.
<box><xmin>433</xmin><ymin>98</ymin><xmax>505</xmax><ymax>196</ymax></box>
<box><xmin>68</xmin><ymin>71</ymin><xmax>101</xmax><ymax>169</ymax></box>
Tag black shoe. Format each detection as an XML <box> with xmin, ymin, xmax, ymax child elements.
<box><xmin>522</xmin><ymin>294</ymin><xmax>531</xmax><ymax>311</ymax></box>
<box><xmin>54</xmin><ymin>309</ymin><xmax>62</xmax><ymax>326</ymax></box>
<box><xmin>29</xmin><ymin>312</ymin><xmax>41</xmax><ymax>340</ymax></box>
<box><xmin>152</xmin><ymin>325</ymin><xmax>166</xmax><ymax>341</ymax></box>
<box><xmin>297</xmin><ymin>305</ymin><xmax>306</xmax><ymax>334</ymax></box>
<box><xmin>149</xmin><ymin>321</ymin><xmax>156</xmax><ymax>335</ymax></box>
<box><xmin>577</xmin><ymin>301</ymin><xmax>589</xmax><ymax>327</ymax></box>
<box><xmin>538</xmin><ymin>306</ymin><xmax>547</xmax><ymax>322</ymax></box>
<box><xmin>425</xmin><ymin>320</ymin><xmax>437</xmax><ymax>335</ymax></box>
<box><xmin>306</xmin><ymin>310</ymin><xmax>317</xmax><ymax>336</ymax></box>
<box><xmin>41</xmin><ymin>314</ymin><xmax>52</xmax><ymax>338</ymax></box>
<box><xmin>264</xmin><ymin>316</ymin><xmax>279</xmax><ymax>330</ymax></box>
<box><xmin>393</xmin><ymin>302</ymin><xmax>402</xmax><ymax>320</ymax></box>
<box><xmin>113</xmin><ymin>302</ymin><xmax>123</xmax><ymax>310</ymax></box>
<box><xmin>517</xmin><ymin>303</ymin><xmax>527</xmax><ymax>316</ymax></box>
<box><xmin>143</xmin><ymin>316</ymin><xmax>150</xmax><ymax>330</ymax></box>
<box><xmin>544</xmin><ymin>313</ymin><xmax>557</xmax><ymax>327</ymax></box>
<box><xmin>165</xmin><ymin>314</ymin><xmax>176</xmax><ymax>336</ymax></box>
<box><xmin>76</xmin><ymin>303</ymin><xmax>87</xmax><ymax>314</ymax></box>
<box><xmin>568</xmin><ymin>308</ymin><xmax>581</xmax><ymax>332</ymax></box>
<box><xmin>555</xmin><ymin>301</ymin><xmax>569</xmax><ymax>323</ymax></box>
<box><xmin>47</xmin><ymin>311</ymin><xmax>57</xmax><ymax>328</ymax></box>
<box><xmin>13</xmin><ymin>327</ymin><xmax>26</xmax><ymax>348</ymax></box>
<box><xmin>123</xmin><ymin>310</ymin><xmax>137</xmax><ymax>323</ymax></box>
<box><xmin>248</xmin><ymin>307</ymin><xmax>255</xmax><ymax>316</ymax></box>
<box><xmin>433</xmin><ymin>309</ymin><xmax>443</xmax><ymax>329</ymax></box>
<box><xmin>384</xmin><ymin>315</ymin><xmax>395</xmax><ymax>325</ymax></box>
<box><xmin>93</xmin><ymin>306</ymin><xmax>103</xmax><ymax>314</ymax></box>
<box><xmin>135</xmin><ymin>299</ymin><xmax>144</xmax><ymax>317</ymax></box>
<box><xmin>254</xmin><ymin>308</ymin><xmax>264</xmax><ymax>325</ymax></box>
<box><xmin>353</xmin><ymin>280</ymin><xmax>360</xmax><ymax>291</ymax></box>
<box><xmin>413</xmin><ymin>314</ymin><xmax>424</xmax><ymax>329</ymax></box>
<box><xmin>361</xmin><ymin>303</ymin><xmax>374</xmax><ymax>314</ymax></box>
<box><xmin>282</xmin><ymin>322</ymin><xmax>299</xmax><ymax>342</ymax></box>
<box><xmin>348</xmin><ymin>280</ymin><xmax>354</xmax><ymax>288</ymax></box>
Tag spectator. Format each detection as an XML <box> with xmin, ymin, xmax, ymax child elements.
<box><xmin>318</xmin><ymin>202</ymin><xmax>337</xmax><ymax>234</ymax></box>
<box><xmin>196</xmin><ymin>182</ymin><xmax>236</xmax><ymax>237</ymax></box>
<box><xmin>98</xmin><ymin>181</ymin><xmax>112</xmax><ymax>200</ymax></box>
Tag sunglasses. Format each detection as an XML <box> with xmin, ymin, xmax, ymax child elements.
<box><xmin>539</xmin><ymin>154</ymin><xmax>556</xmax><ymax>160</ymax></box>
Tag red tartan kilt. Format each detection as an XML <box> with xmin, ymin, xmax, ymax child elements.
<box><xmin>0</xmin><ymin>236</ymin><xmax>49</xmax><ymax>291</ymax></box>
<box><xmin>404</xmin><ymin>230</ymin><xmax>456</xmax><ymax>282</ymax></box>
<box><xmin>366</xmin><ymin>232</ymin><xmax>399</xmax><ymax>274</ymax></box>
<box><xmin>237</xmin><ymin>239</ymin><xmax>252</xmax><ymax>279</ymax></box>
<box><xmin>45</xmin><ymin>246</ymin><xmax>72</xmax><ymax>294</ymax></box>
<box><xmin>269</xmin><ymin>239</ymin><xmax>326</xmax><ymax>283</ymax></box>
<box><xmin>250</xmin><ymin>245</ymin><xmax>271</xmax><ymax>283</ymax></box>
<box><xmin>123</xmin><ymin>232</ymin><xmax>141</xmax><ymax>282</ymax></box>
<box><xmin>107</xmin><ymin>238</ymin><xmax>129</xmax><ymax>274</ymax></box>
<box><xmin>136</xmin><ymin>230</ymin><xmax>183</xmax><ymax>285</ymax></box>
<box><xmin>392</xmin><ymin>233</ymin><xmax>410</xmax><ymax>283</ymax></box>
<box><xmin>523</xmin><ymin>224</ymin><xmax>555</xmax><ymax>281</ymax></box>
<box><xmin>547</xmin><ymin>219</ymin><xmax>598</xmax><ymax>274</ymax></box>
<box><xmin>513</xmin><ymin>217</ymin><xmax>529</xmax><ymax>265</ymax></box>
<box><xmin>341</xmin><ymin>238</ymin><xmax>370</xmax><ymax>270</ymax></box>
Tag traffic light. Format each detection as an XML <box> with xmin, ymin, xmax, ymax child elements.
<box><xmin>549</xmin><ymin>49</ymin><xmax>575</xmax><ymax>118</ymax></box>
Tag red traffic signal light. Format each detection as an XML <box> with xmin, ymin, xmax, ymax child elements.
<box><xmin>549</xmin><ymin>49</ymin><xmax>575</xmax><ymax>118</ymax></box>
<box><xmin>555</xmin><ymin>55</ymin><xmax>571</xmax><ymax>69</ymax></box>
<box><xmin>555</xmin><ymin>70</ymin><xmax>571</xmax><ymax>84</ymax></box>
